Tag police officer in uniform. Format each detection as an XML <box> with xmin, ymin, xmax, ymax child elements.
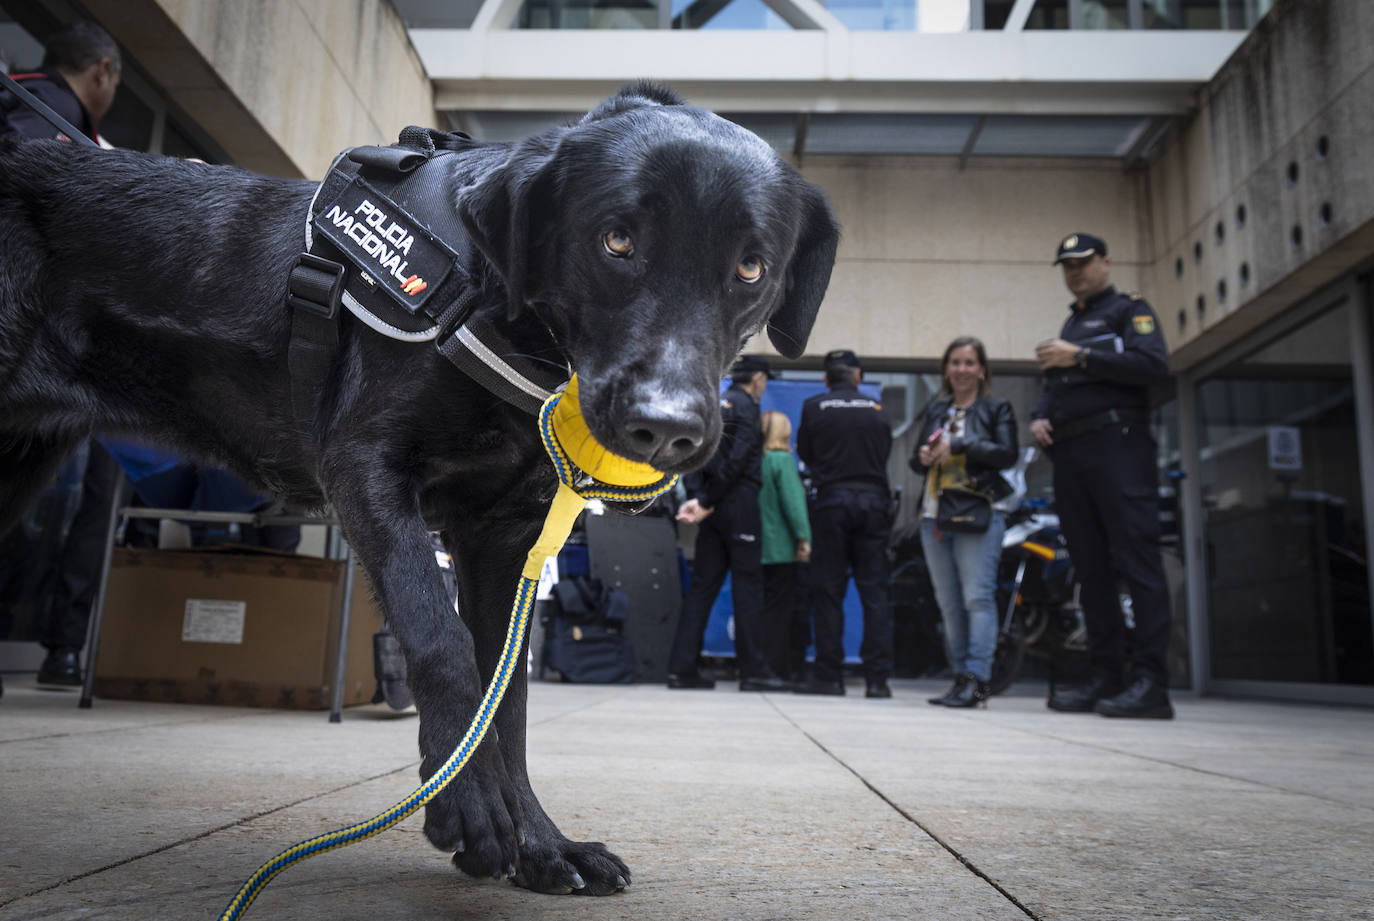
<box><xmin>667</xmin><ymin>356</ymin><xmax>788</xmax><ymax>692</ymax></box>
<box><xmin>1031</xmin><ymin>233</ymin><xmax>1174</xmax><ymax>719</ymax></box>
<box><xmin>795</xmin><ymin>350</ymin><xmax>895</xmax><ymax>698</ymax></box>
<box><xmin>0</xmin><ymin>22</ymin><xmax>120</xmax><ymax>694</ymax></box>
<box><xmin>0</xmin><ymin>21</ymin><xmax>120</xmax><ymax>143</ymax></box>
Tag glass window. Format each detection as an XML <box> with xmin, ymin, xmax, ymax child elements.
<box><xmin>161</xmin><ymin>118</ymin><xmax>213</xmax><ymax>162</ymax></box>
<box><xmin>519</xmin><ymin>0</ymin><xmax>661</xmax><ymax>29</ymax></box>
<box><xmin>1198</xmin><ymin>302</ymin><xmax>1372</xmax><ymax>685</ymax></box>
<box><xmin>1024</xmin><ymin>0</ymin><xmax>1069</xmax><ymax>29</ymax></box>
<box><xmin>826</xmin><ymin>0</ymin><xmax>917</xmax><ymax>31</ymax></box>
<box><xmin>980</xmin><ymin>0</ymin><xmax>1015</xmax><ymax>28</ymax></box>
<box><xmin>0</xmin><ymin>14</ymin><xmax>45</xmax><ymax>72</ymax></box>
<box><xmin>1082</xmin><ymin>0</ymin><xmax>1129</xmax><ymax>28</ymax></box>
<box><xmin>514</xmin><ymin>0</ymin><xmax>975</xmax><ymax>29</ymax></box>
<box><xmin>101</xmin><ymin>86</ymin><xmax>155</xmax><ymax>151</ymax></box>
<box><xmin>1144</xmin><ymin>0</ymin><xmax>1250</xmax><ymax>29</ymax></box>
<box><xmin>678</xmin><ymin>0</ymin><xmax>790</xmax><ymax>29</ymax></box>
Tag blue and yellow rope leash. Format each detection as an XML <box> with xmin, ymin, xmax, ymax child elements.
<box><xmin>219</xmin><ymin>375</ymin><xmax>676</xmax><ymax>921</ymax></box>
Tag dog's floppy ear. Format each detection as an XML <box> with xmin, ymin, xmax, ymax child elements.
<box><xmin>768</xmin><ymin>184</ymin><xmax>840</xmax><ymax>359</ymax></box>
<box><xmin>456</xmin><ymin>136</ymin><xmax>559</xmax><ymax>320</ymax></box>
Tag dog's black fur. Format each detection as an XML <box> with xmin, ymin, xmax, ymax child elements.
<box><xmin>0</xmin><ymin>84</ymin><xmax>838</xmax><ymax>894</ymax></box>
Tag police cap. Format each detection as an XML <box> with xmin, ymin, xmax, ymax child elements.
<box><xmin>731</xmin><ymin>354</ymin><xmax>776</xmax><ymax>378</ymax></box>
<box><xmin>1053</xmin><ymin>232</ymin><xmax>1108</xmax><ymax>265</ymax></box>
<box><xmin>823</xmin><ymin>349</ymin><xmax>862</xmax><ymax>371</ymax></box>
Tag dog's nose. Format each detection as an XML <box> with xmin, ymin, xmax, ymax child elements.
<box><xmin>623</xmin><ymin>408</ymin><xmax>706</xmax><ymax>465</ymax></box>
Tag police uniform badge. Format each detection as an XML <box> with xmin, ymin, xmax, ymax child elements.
<box><xmin>1062</xmin><ymin>234</ymin><xmax>1078</xmax><ymax>250</ymax></box>
<box><xmin>1133</xmin><ymin>315</ymin><xmax>1156</xmax><ymax>335</ymax></box>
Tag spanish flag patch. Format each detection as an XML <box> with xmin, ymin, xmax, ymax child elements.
<box><xmin>1133</xmin><ymin>315</ymin><xmax>1156</xmax><ymax>335</ymax></box>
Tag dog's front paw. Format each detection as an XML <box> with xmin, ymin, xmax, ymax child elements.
<box><xmin>513</xmin><ymin>835</ymin><xmax>631</xmax><ymax>896</ymax></box>
<box><xmin>421</xmin><ymin>745</ymin><xmax>523</xmax><ymax>880</ymax></box>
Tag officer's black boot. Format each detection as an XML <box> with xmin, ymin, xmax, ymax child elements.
<box><xmin>1047</xmin><ymin>673</ymin><xmax>1121</xmax><ymax>713</ymax></box>
<box><xmin>36</xmin><ymin>648</ymin><xmax>82</xmax><ymax>687</ymax></box>
<box><xmin>740</xmin><ymin>673</ymin><xmax>790</xmax><ymax>692</ymax></box>
<box><xmin>667</xmin><ymin>672</ymin><xmax>716</xmax><ymax>689</ymax></box>
<box><xmin>793</xmin><ymin>674</ymin><xmax>845</xmax><ymax>695</ymax></box>
<box><xmin>1094</xmin><ymin>674</ymin><xmax>1174</xmax><ymax>719</ymax></box>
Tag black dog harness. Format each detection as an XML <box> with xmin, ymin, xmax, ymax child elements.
<box><xmin>286</xmin><ymin>127</ymin><xmax>569</xmax><ymax>426</ymax></box>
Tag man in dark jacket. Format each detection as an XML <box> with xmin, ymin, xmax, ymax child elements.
<box><xmin>1</xmin><ymin>21</ymin><xmax>120</xmax><ymax>143</ymax></box>
<box><xmin>666</xmin><ymin>356</ymin><xmax>788</xmax><ymax>692</ymax></box>
<box><xmin>1031</xmin><ymin>232</ymin><xmax>1174</xmax><ymax>719</ymax></box>
<box><xmin>796</xmin><ymin>350</ymin><xmax>895</xmax><ymax>698</ymax></box>
<box><xmin>0</xmin><ymin>21</ymin><xmax>120</xmax><ymax>691</ymax></box>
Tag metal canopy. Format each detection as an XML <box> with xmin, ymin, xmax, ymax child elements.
<box><xmin>402</xmin><ymin>0</ymin><xmax>1247</xmax><ymax>162</ymax></box>
<box><xmin>453</xmin><ymin>108</ymin><xmax>1171</xmax><ymax>162</ymax></box>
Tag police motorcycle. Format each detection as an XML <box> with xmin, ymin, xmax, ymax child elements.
<box><xmin>986</xmin><ymin>488</ymin><xmax>1088</xmax><ymax>695</ymax></box>
<box><xmin>975</xmin><ymin>446</ymin><xmax>1079</xmax><ymax>694</ymax></box>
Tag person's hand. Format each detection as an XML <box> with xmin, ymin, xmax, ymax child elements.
<box><xmin>917</xmin><ymin>443</ymin><xmax>934</xmax><ymax>467</ymax></box>
<box><xmin>926</xmin><ymin>435</ymin><xmax>952</xmax><ymax>467</ymax></box>
<box><xmin>1035</xmin><ymin>338</ymin><xmax>1081</xmax><ymax>370</ymax></box>
<box><xmin>675</xmin><ymin>498</ymin><xmax>712</xmax><ymax>524</ymax></box>
<box><xmin>1030</xmin><ymin>418</ymin><xmax>1055</xmax><ymax>447</ymax></box>
<box><xmin>795</xmin><ymin>539</ymin><xmax>811</xmax><ymax>562</ymax></box>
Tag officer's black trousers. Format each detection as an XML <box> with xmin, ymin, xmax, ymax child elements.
<box><xmin>809</xmin><ymin>486</ymin><xmax>893</xmax><ymax>682</ymax></box>
<box><xmin>762</xmin><ymin>561</ymin><xmax>811</xmax><ymax>680</ymax></box>
<box><xmin>43</xmin><ymin>442</ymin><xmax>121</xmax><ymax>652</ymax></box>
<box><xmin>667</xmin><ymin>488</ymin><xmax>771</xmax><ymax>680</ymax></box>
<box><xmin>1051</xmin><ymin>421</ymin><xmax>1172</xmax><ymax>684</ymax></box>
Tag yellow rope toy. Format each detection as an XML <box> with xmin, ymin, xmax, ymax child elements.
<box><xmin>219</xmin><ymin>374</ymin><xmax>677</xmax><ymax>920</ymax></box>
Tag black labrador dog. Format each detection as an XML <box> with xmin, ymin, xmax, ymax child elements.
<box><xmin>0</xmin><ymin>83</ymin><xmax>838</xmax><ymax>894</ymax></box>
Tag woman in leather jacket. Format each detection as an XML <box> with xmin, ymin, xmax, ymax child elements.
<box><xmin>909</xmin><ymin>336</ymin><xmax>1017</xmax><ymax>708</ymax></box>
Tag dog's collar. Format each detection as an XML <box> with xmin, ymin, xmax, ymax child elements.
<box><xmin>290</xmin><ymin>132</ymin><xmax>569</xmax><ymax>418</ymax></box>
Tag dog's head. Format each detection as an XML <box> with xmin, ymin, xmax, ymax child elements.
<box><xmin>457</xmin><ymin>83</ymin><xmax>839</xmax><ymax>475</ymax></box>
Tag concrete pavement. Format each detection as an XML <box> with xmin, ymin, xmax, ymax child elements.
<box><xmin>1</xmin><ymin>677</ymin><xmax>1371</xmax><ymax>920</ymax></box>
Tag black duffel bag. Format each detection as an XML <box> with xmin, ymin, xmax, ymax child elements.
<box><xmin>543</xmin><ymin>576</ymin><xmax>637</xmax><ymax>684</ymax></box>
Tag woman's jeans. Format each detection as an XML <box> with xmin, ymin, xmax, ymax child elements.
<box><xmin>919</xmin><ymin>512</ymin><xmax>1006</xmax><ymax>681</ymax></box>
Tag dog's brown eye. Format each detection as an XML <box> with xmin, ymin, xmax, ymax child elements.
<box><xmin>602</xmin><ymin>229</ymin><xmax>634</xmax><ymax>257</ymax></box>
<box><xmin>736</xmin><ymin>256</ymin><xmax>765</xmax><ymax>284</ymax></box>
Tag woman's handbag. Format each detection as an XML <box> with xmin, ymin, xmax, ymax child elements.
<box><xmin>936</xmin><ymin>485</ymin><xmax>992</xmax><ymax>534</ymax></box>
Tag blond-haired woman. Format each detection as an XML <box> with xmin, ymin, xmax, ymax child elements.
<box><xmin>759</xmin><ymin>411</ymin><xmax>812</xmax><ymax>681</ymax></box>
<box><xmin>910</xmin><ymin>337</ymin><xmax>1017</xmax><ymax>708</ymax></box>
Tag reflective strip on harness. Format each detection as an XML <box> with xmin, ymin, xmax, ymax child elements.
<box><xmin>437</xmin><ymin>320</ymin><xmax>555</xmax><ymax>417</ymax></box>
<box><xmin>341</xmin><ymin>289</ymin><xmax>439</xmax><ymax>342</ymax></box>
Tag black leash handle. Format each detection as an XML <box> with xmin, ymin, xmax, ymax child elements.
<box><xmin>0</xmin><ymin>70</ymin><xmax>98</xmax><ymax>147</ymax></box>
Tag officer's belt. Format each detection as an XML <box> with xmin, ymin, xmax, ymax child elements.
<box><xmin>1053</xmin><ymin>407</ymin><xmax>1146</xmax><ymax>442</ymax></box>
<box><xmin>818</xmin><ymin>478</ymin><xmax>888</xmax><ymax>497</ymax></box>
<box><xmin>285</xmin><ymin>128</ymin><xmax>570</xmax><ymax>434</ymax></box>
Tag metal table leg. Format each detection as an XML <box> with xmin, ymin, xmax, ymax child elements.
<box><xmin>329</xmin><ymin>536</ymin><xmax>356</xmax><ymax>723</ymax></box>
<box><xmin>79</xmin><ymin>470</ymin><xmax>128</xmax><ymax>709</ymax></box>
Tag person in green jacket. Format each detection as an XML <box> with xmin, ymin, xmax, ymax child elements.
<box><xmin>759</xmin><ymin>411</ymin><xmax>813</xmax><ymax>682</ymax></box>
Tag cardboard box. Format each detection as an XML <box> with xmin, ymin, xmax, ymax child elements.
<box><xmin>94</xmin><ymin>548</ymin><xmax>383</xmax><ymax>709</ymax></box>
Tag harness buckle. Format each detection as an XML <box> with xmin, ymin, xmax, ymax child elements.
<box><xmin>286</xmin><ymin>253</ymin><xmax>346</xmax><ymax>320</ymax></box>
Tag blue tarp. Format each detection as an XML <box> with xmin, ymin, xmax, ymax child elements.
<box><xmin>98</xmin><ymin>439</ymin><xmax>269</xmax><ymax>512</ymax></box>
